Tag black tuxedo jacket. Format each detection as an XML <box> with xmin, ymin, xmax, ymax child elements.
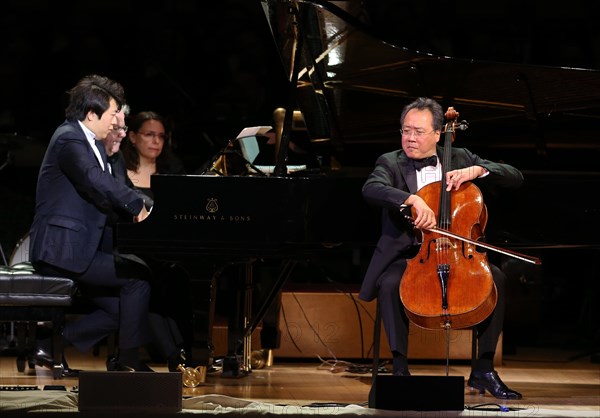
<box><xmin>29</xmin><ymin>120</ymin><xmax>144</xmax><ymax>274</ymax></box>
<box><xmin>358</xmin><ymin>144</ymin><xmax>523</xmax><ymax>302</ymax></box>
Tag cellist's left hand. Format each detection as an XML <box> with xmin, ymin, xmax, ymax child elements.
<box><xmin>445</xmin><ymin>166</ymin><xmax>487</xmax><ymax>191</ymax></box>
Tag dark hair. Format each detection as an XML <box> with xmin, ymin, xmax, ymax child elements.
<box><xmin>64</xmin><ymin>74</ymin><xmax>126</xmax><ymax>121</ymax></box>
<box><xmin>399</xmin><ymin>97</ymin><xmax>444</xmax><ymax>131</ymax></box>
<box><xmin>122</xmin><ymin>111</ymin><xmax>185</xmax><ymax>174</ymax></box>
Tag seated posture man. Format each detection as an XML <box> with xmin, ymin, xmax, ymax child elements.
<box><xmin>360</xmin><ymin>97</ymin><xmax>523</xmax><ymax>399</ymax></box>
<box><xmin>29</xmin><ymin>74</ymin><xmax>153</xmax><ymax>372</ymax></box>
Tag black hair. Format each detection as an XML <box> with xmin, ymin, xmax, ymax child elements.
<box><xmin>64</xmin><ymin>74</ymin><xmax>126</xmax><ymax>121</ymax></box>
<box><xmin>399</xmin><ymin>97</ymin><xmax>444</xmax><ymax>131</ymax></box>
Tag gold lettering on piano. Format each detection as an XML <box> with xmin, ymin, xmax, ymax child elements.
<box><xmin>172</xmin><ymin>214</ymin><xmax>252</xmax><ymax>222</ymax></box>
<box><xmin>170</xmin><ymin>198</ymin><xmax>253</xmax><ymax>223</ymax></box>
<box><xmin>229</xmin><ymin>215</ymin><xmax>251</xmax><ymax>221</ymax></box>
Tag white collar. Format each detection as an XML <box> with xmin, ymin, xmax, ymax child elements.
<box><xmin>78</xmin><ymin>120</ymin><xmax>105</xmax><ymax>171</ymax></box>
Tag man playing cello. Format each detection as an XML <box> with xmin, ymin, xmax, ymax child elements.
<box><xmin>359</xmin><ymin>97</ymin><xmax>523</xmax><ymax>399</ymax></box>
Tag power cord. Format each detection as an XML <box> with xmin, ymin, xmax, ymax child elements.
<box><xmin>317</xmin><ymin>356</ymin><xmax>353</xmax><ymax>373</ymax></box>
<box><xmin>346</xmin><ymin>362</ymin><xmax>388</xmax><ymax>374</ymax></box>
<box><xmin>317</xmin><ymin>356</ymin><xmax>388</xmax><ymax>374</ymax></box>
<box><xmin>465</xmin><ymin>403</ymin><xmax>527</xmax><ymax>412</ymax></box>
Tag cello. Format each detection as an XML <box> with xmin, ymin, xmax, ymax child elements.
<box><xmin>399</xmin><ymin>107</ymin><xmax>540</xmax><ymax>332</ymax></box>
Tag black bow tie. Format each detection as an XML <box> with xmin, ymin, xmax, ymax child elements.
<box><xmin>412</xmin><ymin>155</ymin><xmax>438</xmax><ymax>170</ymax></box>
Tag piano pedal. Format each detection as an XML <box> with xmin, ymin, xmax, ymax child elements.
<box><xmin>265</xmin><ymin>349</ymin><xmax>274</xmax><ymax>367</ymax></box>
<box><xmin>250</xmin><ymin>349</ymin><xmax>274</xmax><ymax>369</ymax></box>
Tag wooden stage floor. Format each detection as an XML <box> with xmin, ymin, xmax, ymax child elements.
<box><xmin>0</xmin><ymin>345</ymin><xmax>598</xmax><ymax>417</ymax></box>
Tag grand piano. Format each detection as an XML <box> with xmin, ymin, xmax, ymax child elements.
<box><xmin>116</xmin><ymin>0</ymin><xmax>600</xmax><ymax>370</ymax></box>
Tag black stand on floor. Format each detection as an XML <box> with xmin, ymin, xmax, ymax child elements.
<box><xmin>367</xmin><ymin>299</ymin><xmax>383</xmax><ymax>408</ymax></box>
<box><xmin>367</xmin><ymin>299</ymin><xmax>464</xmax><ymax>411</ymax></box>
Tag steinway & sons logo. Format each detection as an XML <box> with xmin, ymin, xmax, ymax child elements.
<box><xmin>172</xmin><ymin>197</ymin><xmax>252</xmax><ymax>222</ymax></box>
<box><xmin>206</xmin><ymin>198</ymin><xmax>218</xmax><ymax>213</ymax></box>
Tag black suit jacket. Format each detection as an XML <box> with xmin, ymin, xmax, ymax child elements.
<box><xmin>29</xmin><ymin>120</ymin><xmax>144</xmax><ymax>274</ymax></box>
<box><xmin>358</xmin><ymin>144</ymin><xmax>524</xmax><ymax>302</ymax></box>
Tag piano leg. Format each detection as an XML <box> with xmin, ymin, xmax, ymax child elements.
<box><xmin>242</xmin><ymin>262</ymin><xmax>253</xmax><ymax>373</ymax></box>
<box><xmin>189</xmin><ymin>268</ymin><xmax>217</xmax><ymax>368</ymax></box>
<box><xmin>220</xmin><ymin>259</ymin><xmax>297</xmax><ymax>377</ymax></box>
<box><xmin>221</xmin><ymin>260</ymin><xmax>254</xmax><ymax>377</ymax></box>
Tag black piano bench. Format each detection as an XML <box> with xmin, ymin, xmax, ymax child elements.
<box><xmin>0</xmin><ymin>262</ymin><xmax>76</xmax><ymax>379</ymax></box>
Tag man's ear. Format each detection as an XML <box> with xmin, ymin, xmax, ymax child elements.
<box><xmin>86</xmin><ymin>110</ymin><xmax>98</xmax><ymax>121</ymax></box>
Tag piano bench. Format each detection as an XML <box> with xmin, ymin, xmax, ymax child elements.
<box><xmin>0</xmin><ymin>262</ymin><xmax>76</xmax><ymax>379</ymax></box>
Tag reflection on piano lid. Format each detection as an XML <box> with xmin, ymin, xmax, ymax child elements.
<box><xmin>259</xmin><ymin>0</ymin><xmax>600</xmax><ymax>248</ymax></box>
<box><xmin>261</xmin><ymin>0</ymin><xmax>600</xmax><ymax>171</ymax></box>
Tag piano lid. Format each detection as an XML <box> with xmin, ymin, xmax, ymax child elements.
<box><xmin>260</xmin><ymin>0</ymin><xmax>599</xmax><ymax>248</ymax></box>
<box><xmin>261</xmin><ymin>0</ymin><xmax>600</xmax><ymax>171</ymax></box>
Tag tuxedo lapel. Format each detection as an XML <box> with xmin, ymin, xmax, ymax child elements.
<box><xmin>399</xmin><ymin>154</ymin><xmax>418</xmax><ymax>193</ymax></box>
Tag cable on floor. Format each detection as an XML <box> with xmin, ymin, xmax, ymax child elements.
<box><xmin>317</xmin><ymin>355</ymin><xmax>389</xmax><ymax>374</ymax></box>
<box><xmin>465</xmin><ymin>403</ymin><xmax>527</xmax><ymax>412</ymax></box>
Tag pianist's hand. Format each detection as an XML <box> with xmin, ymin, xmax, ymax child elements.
<box><xmin>134</xmin><ymin>205</ymin><xmax>150</xmax><ymax>223</ymax></box>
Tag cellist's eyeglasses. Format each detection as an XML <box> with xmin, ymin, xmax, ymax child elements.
<box><xmin>401</xmin><ymin>128</ymin><xmax>435</xmax><ymax>138</ymax></box>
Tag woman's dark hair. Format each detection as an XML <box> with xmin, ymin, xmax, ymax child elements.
<box><xmin>65</xmin><ymin>74</ymin><xmax>126</xmax><ymax>121</ymax></box>
<box><xmin>121</xmin><ymin>111</ymin><xmax>185</xmax><ymax>174</ymax></box>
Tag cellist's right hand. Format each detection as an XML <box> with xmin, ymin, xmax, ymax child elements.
<box><xmin>404</xmin><ymin>194</ymin><xmax>437</xmax><ymax>230</ymax></box>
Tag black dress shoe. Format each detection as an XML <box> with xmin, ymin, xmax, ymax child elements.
<box><xmin>59</xmin><ymin>360</ymin><xmax>80</xmax><ymax>378</ymax></box>
<box><xmin>168</xmin><ymin>349</ymin><xmax>187</xmax><ymax>372</ymax></box>
<box><xmin>106</xmin><ymin>356</ymin><xmax>153</xmax><ymax>372</ymax></box>
<box><xmin>468</xmin><ymin>370</ymin><xmax>522</xmax><ymax>399</ymax></box>
<box><xmin>28</xmin><ymin>348</ymin><xmax>81</xmax><ymax>378</ymax></box>
<box><xmin>106</xmin><ymin>355</ymin><xmax>120</xmax><ymax>371</ymax></box>
<box><xmin>29</xmin><ymin>348</ymin><xmax>54</xmax><ymax>369</ymax></box>
<box><xmin>392</xmin><ymin>369</ymin><xmax>411</xmax><ymax>376</ymax></box>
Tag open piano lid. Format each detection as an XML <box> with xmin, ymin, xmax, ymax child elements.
<box><xmin>261</xmin><ymin>0</ymin><xmax>600</xmax><ymax>171</ymax></box>
<box><xmin>261</xmin><ymin>0</ymin><xmax>600</xmax><ymax>248</ymax></box>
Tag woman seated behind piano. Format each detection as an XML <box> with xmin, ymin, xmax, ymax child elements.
<box><xmin>121</xmin><ymin>110</ymin><xmax>192</xmax><ymax>369</ymax></box>
<box><xmin>121</xmin><ymin>110</ymin><xmax>186</xmax><ymax>208</ymax></box>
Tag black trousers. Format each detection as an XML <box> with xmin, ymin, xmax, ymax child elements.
<box><xmin>34</xmin><ymin>251</ymin><xmax>152</xmax><ymax>353</ymax></box>
<box><xmin>377</xmin><ymin>259</ymin><xmax>506</xmax><ymax>359</ymax></box>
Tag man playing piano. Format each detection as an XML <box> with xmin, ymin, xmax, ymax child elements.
<box><xmin>28</xmin><ymin>74</ymin><xmax>154</xmax><ymax>372</ymax></box>
<box><xmin>359</xmin><ymin>97</ymin><xmax>523</xmax><ymax>399</ymax></box>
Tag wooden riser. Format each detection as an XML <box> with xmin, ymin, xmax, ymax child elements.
<box><xmin>212</xmin><ymin>289</ymin><xmax>501</xmax><ymax>365</ymax></box>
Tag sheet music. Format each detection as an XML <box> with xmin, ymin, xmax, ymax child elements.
<box><xmin>249</xmin><ymin>165</ymin><xmax>307</xmax><ymax>174</ymax></box>
<box><xmin>236</xmin><ymin>126</ymin><xmax>273</xmax><ymax>140</ymax></box>
<box><xmin>236</xmin><ymin>126</ymin><xmax>273</xmax><ymax>164</ymax></box>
